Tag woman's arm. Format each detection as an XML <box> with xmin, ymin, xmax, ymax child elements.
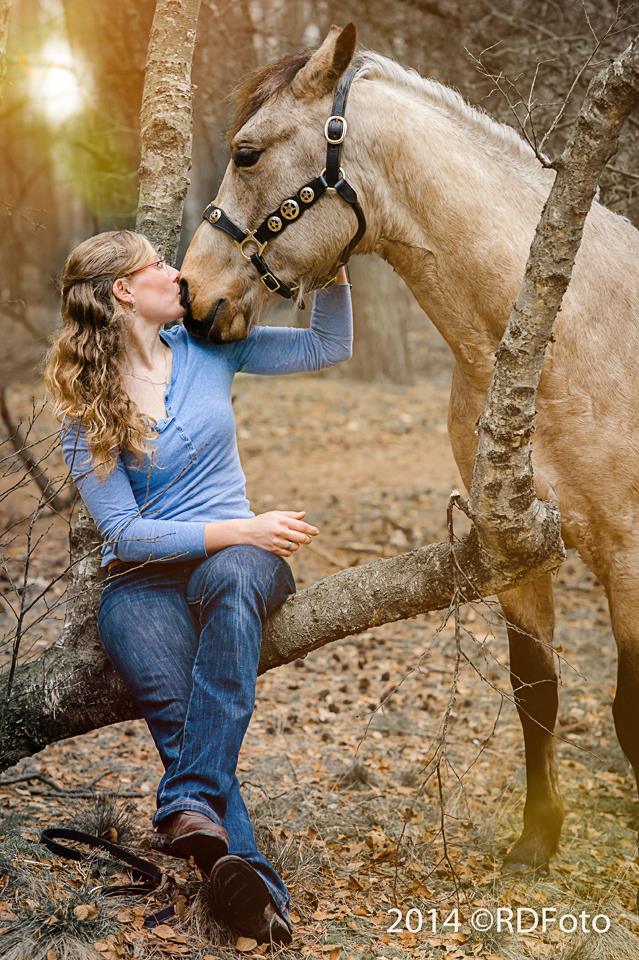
<box><xmin>232</xmin><ymin>270</ymin><xmax>353</xmax><ymax>376</ymax></box>
<box><xmin>61</xmin><ymin>421</ymin><xmax>209</xmax><ymax>563</ymax></box>
<box><xmin>61</xmin><ymin>423</ymin><xmax>319</xmax><ymax>562</ymax></box>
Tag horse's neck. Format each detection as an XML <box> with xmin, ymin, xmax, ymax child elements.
<box><xmin>353</xmin><ymin>80</ymin><xmax>551</xmax><ymax>377</ymax></box>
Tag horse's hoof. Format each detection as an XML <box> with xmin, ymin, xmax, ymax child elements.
<box><xmin>502</xmin><ymin>831</ymin><xmax>555</xmax><ymax>876</ymax></box>
<box><xmin>502</xmin><ymin>856</ymin><xmax>549</xmax><ymax>877</ymax></box>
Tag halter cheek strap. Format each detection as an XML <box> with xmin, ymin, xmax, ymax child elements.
<box><xmin>201</xmin><ymin>66</ymin><xmax>366</xmax><ymax>301</ymax></box>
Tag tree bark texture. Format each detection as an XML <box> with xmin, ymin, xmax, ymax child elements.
<box><xmin>470</xmin><ymin>34</ymin><xmax>639</xmax><ymax>573</ymax></box>
<box><xmin>2</xmin><ymin>32</ymin><xmax>638</xmax><ymax>774</ymax></box>
<box><xmin>56</xmin><ymin>0</ymin><xmax>205</xmax><ymax>653</ymax></box>
<box><xmin>136</xmin><ymin>0</ymin><xmax>203</xmax><ymax>260</ymax></box>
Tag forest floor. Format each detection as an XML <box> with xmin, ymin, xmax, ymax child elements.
<box><xmin>1</xmin><ymin>366</ymin><xmax>639</xmax><ymax>960</ymax></box>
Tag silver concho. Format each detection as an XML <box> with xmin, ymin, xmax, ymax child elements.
<box><xmin>300</xmin><ymin>186</ymin><xmax>315</xmax><ymax>204</ymax></box>
<box><xmin>280</xmin><ymin>199</ymin><xmax>300</xmax><ymax>220</ymax></box>
<box><xmin>211</xmin><ymin>208</ymin><xmax>221</xmax><ymax>222</ymax></box>
<box><xmin>267</xmin><ymin>215</ymin><xmax>283</xmax><ymax>233</ymax></box>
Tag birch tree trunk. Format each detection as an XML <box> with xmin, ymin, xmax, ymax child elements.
<box><xmin>2</xmin><ymin>31</ymin><xmax>638</xmax><ymax>774</ymax></box>
<box><xmin>136</xmin><ymin>0</ymin><xmax>202</xmax><ymax>257</ymax></box>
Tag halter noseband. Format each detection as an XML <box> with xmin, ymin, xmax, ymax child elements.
<box><xmin>200</xmin><ymin>66</ymin><xmax>366</xmax><ymax>302</ymax></box>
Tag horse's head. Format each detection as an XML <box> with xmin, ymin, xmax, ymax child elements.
<box><xmin>180</xmin><ymin>23</ymin><xmax>360</xmax><ymax>342</ymax></box>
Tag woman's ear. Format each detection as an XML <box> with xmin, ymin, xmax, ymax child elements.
<box><xmin>112</xmin><ymin>277</ymin><xmax>134</xmax><ymax>305</ymax></box>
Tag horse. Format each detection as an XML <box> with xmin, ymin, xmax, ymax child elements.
<box><xmin>179</xmin><ymin>23</ymin><xmax>639</xmax><ymax>872</ymax></box>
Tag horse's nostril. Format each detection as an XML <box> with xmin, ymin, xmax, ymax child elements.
<box><xmin>205</xmin><ymin>299</ymin><xmax>226</xmax><ymax>342</ymax></box>
<box><xmin>190</xmin><ymin>298</ymin><xmax>226</xmax><ymax>343</ymax></box>
<box><xmin>179</xmin><ymin>278</ymin><xmax>190</xmax><ymax>309</ymax></box>
<box><xmin>182</xmin><ymin>294</ymin><xmax>226</xmax><ymax>343</ymax></box>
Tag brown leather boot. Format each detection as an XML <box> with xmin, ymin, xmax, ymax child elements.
<box><xmin>209</xmin><ymin>854</ymin><xmax>293</xmax><ymax>945</ymax></box>
<box><xmin>151</xmin><ymin>811</ymin><xmax>228</xmax><ymax>875</ymax></box>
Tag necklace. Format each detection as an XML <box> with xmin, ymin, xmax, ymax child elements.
<box><xmin>124</xmin><ymin>346</ymin><xmax>170</xmax><ymax>387</ymax></box>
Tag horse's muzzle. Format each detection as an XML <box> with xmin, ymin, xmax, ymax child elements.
<box><xmin>183</xmin><ymin>294</ymin><xmax>228</xmax><ymax>344</ymax></box>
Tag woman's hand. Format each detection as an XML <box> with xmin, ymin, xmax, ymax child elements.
<box><xmin>244</xmin><ymin>510</ymin><xmax>319</xmax><ymax>558</ymax></box>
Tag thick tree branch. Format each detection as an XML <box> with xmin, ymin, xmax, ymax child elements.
<box><xmin>0</xmin><ymin>527</ymin><xmax>563</xmax><ymax>772</ymax></box>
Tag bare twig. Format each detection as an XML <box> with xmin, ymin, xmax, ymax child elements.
<box><xmin>0</xmin><ymin>389</ymin><xmax>75</xmax><ymax>513</ymax></box>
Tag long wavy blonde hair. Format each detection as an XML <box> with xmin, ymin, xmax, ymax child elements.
<box><xmin>44</xmin><ymin>230</ymin><xmax>158</xmax><ymax>477</ymax></box>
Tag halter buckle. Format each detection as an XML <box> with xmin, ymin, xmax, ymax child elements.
<box><xmin>260</xmin><ymin>271</ymin><xmax>281</xmax><ymax>292</ymax></box>
<box><xmin>238</xmin><ymin>233</ymin><xmax>268</xmax><ymax>260</ymax></box>
<box><xmin>324</xmin><ymin>115</ymin><xmax>348</xmax><ymax>144</ymax></box>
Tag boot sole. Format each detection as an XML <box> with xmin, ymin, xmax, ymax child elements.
<box><xmin>209</xmin><ymin>855</ymin><xmax>293</xmax><ymax>945</ymax></box>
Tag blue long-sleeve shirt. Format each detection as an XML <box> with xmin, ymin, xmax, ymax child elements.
<box><xmin>61</xmin><ymin>284</ymin><xmax>352</xmax><ymax>566</ymax></box>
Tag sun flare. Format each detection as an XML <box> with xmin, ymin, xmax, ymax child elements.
<box><xmin>31</xmin><ymin>39</ymin><xmax>82</xmax><ymax>122</ymax></box>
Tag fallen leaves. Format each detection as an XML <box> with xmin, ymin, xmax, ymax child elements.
<box><xmin>234</xmin><ymin>936</ymin><xmax>258</xmax><ymax>951</ymax></box>
<box><xmin>320</xmin><ymin>947</ymin><xmax>341</xmax><ymax>960</ymax></box>
<box><xmin>2</xmin><ymin>374</ymin><xmax>639</xmax><ymax>960</ymax></box>
<box><xmin>73</xmin><ymin>902</ymin><xmax>99</xmax><ymax>920</ymax></box>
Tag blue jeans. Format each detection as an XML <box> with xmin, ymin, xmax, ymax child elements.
<box><xmin>97</xmin><ymin>545</ymin><xmax>295</xmax><ymax>918</ymax></box>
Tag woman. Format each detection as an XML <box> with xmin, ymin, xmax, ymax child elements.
<box><xmin>44</xmin><ymin>229</ymin><xmax>352</xmax><ymax>946</ymax></box>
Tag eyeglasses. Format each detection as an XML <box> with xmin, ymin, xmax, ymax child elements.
<box><xmin>126</xmin><ymin>257</ymin><xmax>168</xmax><ymax>276</ymax></box>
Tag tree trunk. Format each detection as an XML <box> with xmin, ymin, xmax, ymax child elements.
<box><xmin>2</xmin><ymin>31</ymin><xmax>639</xmax><ymax>774</ymax></box>
<box><xmin>348</xmin><ymin>257</ymin><xmax>414</xmax><ymax>385</ymax></box>
<box><xmin>136</xmin><ymin>0</ymin><xmax>203</xmax><ymax>258</ymax></box>
<box><xmin>47</xmin><ymin>0</ymin><xmax>205</xmax><ymax>708</ymax></box>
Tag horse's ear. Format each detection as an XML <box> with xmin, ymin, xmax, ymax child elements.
<box><xmin>291</xmin><ymin>23</ymin><xmax>357</xmax><ymax>100</ymax></box>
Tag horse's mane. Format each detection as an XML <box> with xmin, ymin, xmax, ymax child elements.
<box><xmin>228</xmin><ymin>49</ymin><xmax>313</xmax><ymax>140</ymax></box>
<box><xmin>353</xmin><ymin>52</ymin><xmax>547</xmax><ymax>180</ymax></box>
<box><xmin>229</xmin><ymin>46</ymin><xmax>547</xmax><ymax>183</ymax></box>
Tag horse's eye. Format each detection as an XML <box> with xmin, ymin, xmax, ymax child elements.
<box><xmin>234</xmin><ymin>148</ymin><xmax>262</xmax><ymax>169</ymax></box>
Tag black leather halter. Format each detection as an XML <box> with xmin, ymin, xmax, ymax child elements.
<box><xmin>201</xmin><ymin>66</ymin><xmax>366</xmax><ymax>300</ymax></box>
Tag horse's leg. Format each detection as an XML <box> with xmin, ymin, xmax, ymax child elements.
<box><xmin>447</xmin><ymin>367</ymin><xmax>563</xmax><ymax>868</ymax></box>
<box><xmin>603</xmin><ymin>566</ymin><xmax>639</xmax><ymax>792</ymax></box>
<box><xmin>498</xmin><ymin>575</ymin><xmax>565</xmax><ymax>871</ymax></box>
